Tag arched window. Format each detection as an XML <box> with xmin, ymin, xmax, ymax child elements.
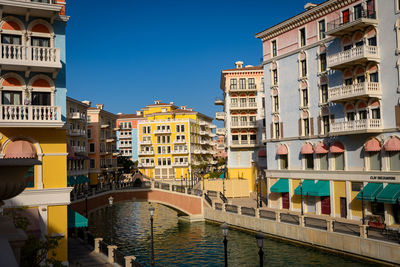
<box><xmin>384</xmin><ymin>136</ymin><xmax>400</xmax><ymax>171</ymax></box>
<box><xmin>271</xmin><ymin>115</ymin><xmax>281</xmax><ymax>139</ymax></box>
<box><xmin>0</xmin><ymin>73</ymin><xmax>26</xmax><ymax>105</ymax></box>
<box><xmin>369</xmin><ymin>100</ymin><xmax>381</xmax><ymax>120</ymax></box>
<box><xmin>301</xmin><ymin>143</ymin><xmax>314</xmax><ymax>170</ymax></box>
<box><xmin>315</xmin><ymin>142</ymin><xmax>329</xmax><ymax>170</ymax></box>
<box><xmin>364</xmin><ymin>138</ymin><xmax>381</xmax><ymax>170</ymax></box>
<box><xmin>0</xmin><ymin>17</ymin><xmax>25</xmax><ymax>60</ymax></box>
<box><xmin>330</xmin><ymin>141</ymin><xmax>345</xmax><ymax>170</ymax></box>
<box><xmin>277</xmin><ymin>144</ymin><xmax>288</xmax><ymax>170</ymax></box>
<box><xmin>344</xmin><ymin>104</ymin><xmax>355</xmax><ymax>121</ymax></box>
<box><xmin>357</xmin><ymin>101</ymin><xmax>368</xmax><ymax>120</ymax></box>
<box><xmin>28</xmin><ymin>74</ymin><xmax>55</xmax><ymax>106</ymax></box>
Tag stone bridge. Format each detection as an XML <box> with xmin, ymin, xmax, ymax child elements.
<box><xmin>70</xmin><ymin>182</ymin><xmax>209</xmax><ymax>222</ymax></box>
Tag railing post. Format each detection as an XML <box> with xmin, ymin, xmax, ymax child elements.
<box><xmin>151</xmin><ymin>180</ymin><xmax>155</xmax><ymax>189</ymax></box>
<box><xmin>326</xmin><ymin>219</ymin><xmax>334</xmax><ymax>232</ymax></box>
<box><xmin>360</xmin><ymin>225</ymin><xmax>368</xmax><ymax>239</ymax></box>
<box><xmin>124</xmin><ymin>256</ymin><xmax>136</xmax><ymax>267</ymax></box>
<box><xmin>94</xmin><ymin>238</ymin><xmax>103</xmax><ymax>253</ymax></box>
<box><xmin>237</xmin><ymin>206</ymin><xmax>242</xmax><ymax>215</ymax></box>
<box><xmin>276</xmin><ymin>211</ymin><xmax>281</xmax><ymax>222</ymax></box>
<box><xmin>255</xmin><ymin>208</ymin><xmax>260</xmax><ymax>218</ymax></box>
<box><xmin>299</xmin><ymin>215</ymin><xmax>305</xmax><ymax>227</ymax></box>
<box><xmin>107</xmin><ymin>245</ymin><xmax>117</xmax><ymax>263</ymax></box>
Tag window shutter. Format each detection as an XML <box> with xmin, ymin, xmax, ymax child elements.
<box><xmin>298</xmin><ymin>119</ymin><xmax>302</xmax><ymax>136</ymax></box>
<box><xmin>270</xmin><ymin>123</ymin><xmax>273</xmax><ymax>139</ymax></box>
<box><xmin>317</xmin><ymin>116</ymin><xmax>321</xmax><ymax>134</ymax></box>
<box><xmin>280</xmin><ymin>122</ymin><xmax>284</xmax><ymax>138</ymax></box>
<box><xmin>310</xmin><ymin>117</ymin><xmax>314</xmax><ymax>136</ymax></box>
<box><xmin>395</xmin><ymin>105</ymin><xmax>400</xmax><ymax>127</ymax></box>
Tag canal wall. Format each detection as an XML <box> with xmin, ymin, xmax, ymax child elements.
<box><xmin>204</xmin><ymin>207</ymin><xmax>400</xmax><ymax>265</ymax></box>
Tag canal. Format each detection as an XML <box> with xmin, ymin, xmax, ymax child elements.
<box><xmin>88</xmin><ymin>201</ymin><xmax>379</xmax><ymax>266</ymax></box>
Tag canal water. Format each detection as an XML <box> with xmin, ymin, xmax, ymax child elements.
<box><xmin>88</xmin><ymin>201</ymin><xmax>380</xmax><ymax>267</ymax></box>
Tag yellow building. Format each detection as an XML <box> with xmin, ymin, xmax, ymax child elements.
<box><xmin>138</xmin><ymin>100</ymin><xmax>216</xmax><ymax>180</ymax></box>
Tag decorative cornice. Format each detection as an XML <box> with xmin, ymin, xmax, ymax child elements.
<box><xmin>255</xmin><ymin>0</ymin><xmax>358</xmax><ymax>41</ymax></box>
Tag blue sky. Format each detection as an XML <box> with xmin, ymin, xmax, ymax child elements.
<box><xmin>66</xmin><ymin>0</ymin><xmax>324</xmax><ymax>117</ymax></box>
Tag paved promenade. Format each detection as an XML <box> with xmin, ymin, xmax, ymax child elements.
<box><xmin>68</xmin><ymin>238</ymin><xmax>116</xmax><ymax>267</ymax></box>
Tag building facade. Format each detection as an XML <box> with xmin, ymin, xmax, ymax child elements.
<box><xmin>0</xmin><ymin>0</ymin><xmax>70</xmax><ymax>263</ymax></box>
<box><xmin>217</xmin><ymin>61</ymin><xmax>266</xmax><ymax>192</ymax></box>
<box><xmin>138</xmin><ymin>100</ymin><xmax>216</xmax><ymax>180</ymax></box>
<box><xmin>66</xmin><ymin>97</ymin><xmax>89</xmax><ymax>183</ymax></box>
<box><xmin>256</xmin><ymin>0</ymin><xmax>400</xmax><ymax>225</ymax></box>
<box><xmin>87</xmin><ymin>104</ymin><xmax>119</xmax><ymax>185</ymax></box>
<box><xmin>116</xmin><ymin>113</ymin><xmax>144</xmax><ymax>162</ymax></box>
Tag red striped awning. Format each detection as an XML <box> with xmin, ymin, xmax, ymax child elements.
<box><xmin>364</xmin><ymin>138</ymin><xmax>381</xmax><ymax>152</ymax></box>
<box><xmin>315</xmin><ymin>142</ymin><xmax>329</xmax><ymax>154</ymax></box>
<box><xmin>384</xmin><ymin>137</ymin><xmax>400</xmax><ymax>152</ymax></box>
<box><xmin>330</xmin><ymin>142</ymin><xmax>344</xmax><ymax>153</ymax></box>
<box><xmin>277</xmin><ymin>145</ymin><xmax>288</xmax><ymax>155</ymax></box>
<box><xmin>301</xmin><ymin>143</ymin><xmax>314</xmax><ymax>154</ymax></box>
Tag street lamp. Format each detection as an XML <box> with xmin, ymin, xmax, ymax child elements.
<box><xmin>201</xmin><ymin>170</ymin><xmax>205</xmax><ymax>191</ymax></box>
<box><xmin>149</xmin><ymin>206</ymin><xmax>155</xmax><ymax>266</ymax></box>
<box><xmin>180</xmin><ymin>175</ymin><xmax>183</xmax><ymax>191</ymax></box>
<box><xmin>221</xmin><ymin>223</ymin><xmax>229</xmax><ymax>267</ymax></box>
<box><xmin>258</xmin><ymin>177</ymin><xmax>263</xmax><ymax>208</ymax></box>
<box><xmin>185</xmin><ymin>173</ymin><xmax>187</xmax><ymax>188</ymax></box>
<box><xmin>108</xmin><ymin>196</ymin><xmax>114</xmax><ymax>244</ymax></box>
<box><xmin>360</xmin><ymin>184</ymin><xmax>365</xmax><ymax>225</ymax></box>
<box><xmin>256</xmin><ymin>231</ymin><xmax>265</xmax><ymax>267</ymax></box>
<box><xmin>256</xmin><ymin>178</ymin><xmax>259</xmax><ymax>209</ymax></box>
<box><xmin>300</xmin><ymin>180</ymin><xmax>304</xmax><ymax>216</ymax></box>
<box><xmin>85</xmin><ymin>193</ymin><xmax>88</xmax><ymax>219</ymax></box>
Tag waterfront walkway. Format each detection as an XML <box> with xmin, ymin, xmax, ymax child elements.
<box><xmin>68</xmin><ymin>238</ymin><xmax>116</xmax><ymax>267</ymax></box>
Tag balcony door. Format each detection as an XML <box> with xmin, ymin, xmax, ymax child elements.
<box><xmin>32</xmin><ymin>92</ymin><xmax>50</xmax><ymax>106</ymax></box>
<box><xmin>2</xmin><ymin>34</ymin><xmax>22</xmax><ymax>59</ymax></box>
<box><xmin>31</xmin><ymin>37</ymin><xmax>50</xmax><ymax>61</ymax></box>
<box><xmin>2</xmin><ymin>91</ymin><xmax>22</xmax><ymax>105</ymax></box>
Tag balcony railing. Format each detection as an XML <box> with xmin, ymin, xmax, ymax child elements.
<box><xmin>326</xmin><ymin>10</ymin><xmax>377</xmax><ymax>36</ymax></box>
<box><xmin>118</xmin><ymin>143</ymin><xmax>132</xmax><ymax>148</ymax></box>
<box><xmin>229</xmin><ymin>85</ymin><xmax>257</xmax><ymax>92</ymax></box>
<box><xmin>216</xmin><ymin>128</ymin><xmax>225</xmax><ymax>135</ymax></box>
<box><xmin>231</xmin><ymin>139</ymin><xmax>258</xmax><ymax>147</ymax></box>
<box><xmin>154</xmin><ymin>129</ymin><xmax>171</xmax><ymax>134</ymax></box>
<box><xmin>138</xmin><ymin>162</ymin><xmax>155</xmax><ymax>168</ymax></box>
<box><xmin>328</xmin><ymin>82</ymin><xmax>381</xmax><ymax>102</ymax></box>
<box><xmin>231</xmin><ymin>121</ymin><xmax>257</xmax><ymax>128</ymax></box>
<box><xmin>172</xmin><ymin>150</ymin><xmax>188</xmax><ymax>154</ymax></box>
<box><xmin>0</xmin><ymin>44</ymin><xmax>61</xmax><ymax>69</ymax></box>
<box><xmin>173</xmin><ymin>139</ymin><xmax>186</xmax><ymax>144</ymax></box>
<box><xmin>327</xmin><ymin>45</ymin><xmax>379</xmax><ymax>69</ymax></box>
<box><xmin>69</xmin><ymin>129</ymin><xmax>86</xmax><ymax>136</ymax></box>
<box><xmin>0</xmin><ymin>104</ymin><xmax>62</xmax><ymax>127</ymax></box>
<box><xmin>69</xmin><ymin>112</ymin><xmax>85</xmax><ymax>120</ymax></box>
<box><xmin>72</xmin><ymin>146</ymin><xmax>86</xmax><ymax>153</ymax></box>
<box><xmin>330</xmin><ymin>119</ymin><xmax>383</xmax><ymax>134</ymax></box>
<box><xmin>139</xmin><ymin>140</ymin><xmax>152</xmax><ymax>145</ymax></box>
<box><xmin>200</xmin><ymin>130</ymin><xmax>207</xmax><ymax>135</ymax></box>
<box><xmin>172</xmin><ymin>162</ymin><xmax>189</xmax><ymax>167</ymax></box>
<box><xmin>139</xmin><ymin>151</ymin><xmax>155</xmax><ymax>156</ymax></box>
<box><xmin>216</xmin><ymin>112</ymin><xmax>225</xmax><ymax>120</ymax></box>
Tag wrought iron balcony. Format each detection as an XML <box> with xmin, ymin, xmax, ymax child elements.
<box><xmin>0</xmin><ymin>104</ymin><xmax>63</xmax><ymax>127</ymax></box>
<box><xmin>328</xmin><ymin>82</ymin><xmax>381</xmax><ymax>102</ymax></box>
<box><xmin>326</xmin><ymin>10</ymin><xmax>377</xmax><ymax>37</ymax></box>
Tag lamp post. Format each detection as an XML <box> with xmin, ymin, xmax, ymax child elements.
<box><xmin>149</xmin><ymin>206</ymin><xmax>155</xmax><ymax>266</ymax></box>
<box><xmin>108</xmin><ymin>196</ymin><xmax>114</xmax><ymax>244</ymax></box>
<box><xmin>201</xmin><ymin>170</ymin><xmax>205</xmax><ymax>191</ymax></box>
<box><xmin>361</xmin><ymin>184</ymin><xmax>365</xmax><ymax>225</ymax></box>
<box><xmin>256</xmin><ymin>179</ymin><xmax>259</xmax><ymax>209</ymax></box>
<box><xmin>221</xmin><ymin>223</ymin><xmax>229</xmax><ymax>267</ymax></box>
<box><xmin>256</xmin><ymin>231</ymin><xmax>265</xmax><ymax>267</ymax></box>
<box><xmin>185</xmin><ymin>173</ymin><xmax>187</xmax><ymax>189</ymax></box>
<box><xmin>300</xmin><ymin>180</ymin><xmax>304</xmax><ymax>216</ymax></box>
<box><xmin>180</xmin><ymin>175</ymin><xmax>183</xmax><ymax>192</ymax></box>
<box><xmin>259</xmin><ymin>177</ymin><xmax>263</xmax><ymax>208</ymax></box>
<box><xmin>85</xmin><ymin>193</ymin><xmax>88</xmax><ymax>219</ymax></box>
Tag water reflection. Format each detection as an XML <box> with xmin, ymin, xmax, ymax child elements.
<box><xmin>89</xmin><ymin>201</ymin><xmax>378</xmax><ymax>267</ymax></box>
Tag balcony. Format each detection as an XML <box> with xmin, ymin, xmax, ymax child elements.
<box><xmin>200</xmin><ymin>130</ymin><xmax>207</xmax><ymax>135</ymax></box>
<box><xmin>118</xmin><ymin>143</ymin><xmax>132</xmax><ymax>148</ymax></box>
<box><xmin>154</xmin><ymin>129</ymin><xmax>171</xmax><ymax>134</ymax></box>
<box><xmin>209</xmin><ymin>124</ymin><xmax>216</xmax><ymax>129</ymax></box>
<box><xmin>172</xmin><ymin>150</ymin><xmax>188</xmax><ymax>154</ymax></box>
<box><xmin>216</xmin><ymin>112</ymin><xmax>225</xmax><ymax>120</ymax></box>
<box><xmin>112</xmin><ymin>151</ymin><xmax>120</xmax><ymax>156</ymax></box>
<box><xmin>231</xmin><ymin>121</ymin><xmax>257</xmax><ymax>129</ymax></box>
<box><xmin>173</xmin><ymin>139</ymin><xmax>186</xmax><ymax>144</ymax></box>
<box><xmin>139</xmin><ymin>140</ymin><xmax>152</xmax><ymax>145</ymax></box>
<box><xmin>217</xmin><ymin>144</ymin><xmax>225</xmax><ymax>149</ymax></box>
<box><xmin>328</xmin><ymin>82</ymin><xmax>381</xmax><ymax>103</ymax></box>
<box><xmin>101</xmin><ymin>123</ymin><xmax>110</xmax><ymax>129</ymax></box>
<box><xmin>327</xmin><ymin>45</ymin><xmax>379</xmax><ymax>70</ymax></box>
<box><xmin>139</xmin><ymin>151</ymin><xmax>155</xmax><ymax>156</ymax></box>
<box><xmin>138</xmin><ymin>162</ymin><xmax>155</xmax><ymax>168</ymax></box>
<box><xmin>0</xmin><ymin>45</ymin><xmax>61</xmax><ymax>74</ymax></box>
<box><xmin>72</xmin><ymin>146</ymin><xmax>86</xmax><ymax>154</ymax></box>
<box><xmin>172</xmin><ymin>162</ymin><xmax>189</xmax><ymax>167</ymax></box>
<box><xmin>229</xmin><ymin>85</ymin><xmax>257</xmax><ymax>93</ymax></box>
<box><xmin>326</xmin><ymin>10</ymin><xmax>377</xmax><ymax>37</ymax></box>
<box><xmin>214</xmin><ymin>98</ymin><xmax>224</xmax><ymax>106</ymax></box>
<box><xmin>0</xmin><ymin>0</ymin><xmax>63</xmax><ymax>20</ymax></box>
<box><xmin>119</xmin><ymin>134</ymin><xmax>132</xmax><ymax>139</ymax></box>
<box><xmin>106</xmin><ymin>137</ymin><xmax>115</xmax><ymax>143</ymax></box>
<box><xmin>330</xmin><ymin>119</ymin><xmax>383</xmax><ymax>135</ymax></box>
<box><xmin>69</xmin><ymin>112</ymin><xmax>85</xmax><ymax>120</ymax></box>
<box><xmin>216</xmin><ymin>128</ymin><xmax>226</xmax><ymax>135</ymax></box>
<box><xmin>69</xmin><ymin>129</ymin><xmax>86</xmax><ymax>137</ymax></box>
<box><xmin>0</xmin><ymin>104</ymin><xmax>63</xmax><ymax>127</ymax></box>
<box><xmin>230</xmin><ymin>102</ymin><xmax>258</xmax><ymax>110</ymax></box>
<box><xmin>231</xmin><ymin>139</ymin><xmax>259</xmax><ymax>148</ymax></box>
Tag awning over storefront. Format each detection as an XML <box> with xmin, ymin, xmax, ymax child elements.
<box><xmin>270</xmin><ymin>179</ymin><xmax>289</xmax><ymax>193</ymax></box>
<box><xmin>364</xmin><ymin>138</ymin><xmax>381</xmax><ymax>152</ymax></box>
<box><xmin>68</xmin><ymin>207</ymin><xmax>88</xmax><ymax>228</ymax></box>
<box><xmin>315</xmin><ymin>142</ymin><xmax>329</xmax><ymax>154</ymax></box>
<box><xmin>384</xmin><ymin>137</ymin><xmax>400</xmax><ymax>152</ymax></box>
<box><xmin>309</xmin><ymin>180</ymin><xmax>330</xmax><ymax>197</ymax></box>
<box><xmin>294</xmin><ymin>180</ymin><xmax>315</xmax><ymax>195</ymax></box>
<box><xmin>67</xmin><ymin>175</ymin><xmax>90</xmax><ymax>186</ymax></box>
<box><xmin>376</xmin><ymin>184</ymin><xmax>400</xmax><ymax>204</ymax></box>
<box><xmin>219</xmin><ymin>172</ymin><xmax>225</xmax><ymax>179</ymax></box>
<box><xmin>357</xmin><ymin>183</ymin><xmax>383</xmax><ymax>201</ymax></box>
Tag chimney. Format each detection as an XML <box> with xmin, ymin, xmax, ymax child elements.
<box><xmin>96</xmin><ymin>104</ymin><xmax>104</xmax><ymax>110</ymax></box>
<box><xmin>169</xmin><ymin>101</ymin><xmax>174</xmax><ymax>105</ymax></box>
<box><xmin>117</xmin><ymin>112</ymin><xmax>122</xmax><ymax>115</ymax></box>
<box><xmin>181</xmin><ymin>105</ymin><xmax>186</xmax><ymax>110</ymax></box>
<box><xmin>82</xmin><ymin>100</ymin><xmax>91</xmax><ymax>106</ymax></box>
<box><xmin>154</xmin><ymin>100</ymin><xmax>160</xmax><ymax>104</ymax></box>
<box><xmin>304</xmin><ymin>3</ymin><xmax>317</xmax><ymax>10</ymax></box>
<box><xmin>235</xmin><ymin>61</ymin><xmax>243</xmax><ymax>69</ymax></box>
<box><xmin>136</xmin><ymin>111</ymin><xmax>142</xmax><ymax>116</ymax></box>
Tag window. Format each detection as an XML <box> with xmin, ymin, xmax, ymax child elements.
<box><xmin>87</xmin><ymin>129</ymin><xmax>92</xmax><ymax>139</ymax></box>
<box><xmin>318</xmin><ymin>20</ymin><xmax>326</xmax><ymax>40</ymax></box>
<box><xmin>300</xmin><ymin>60</ymin><xmax>307</xmax><ymax>77</ymax></box>
<box><xmin>334</xmin><ymin>153</ymin><xmax>344</xmax><ymax>170</ymax></box>
<box><xmin>389</xmin><ymin>152</ymin><xmax>400</xmax><ymax>170</ymax></box>
<box><xmin>342</xmin><ymin>9</ymin><xmax>350</xmax><ymax>24</ymax></box>
<box><xmin>272</xmin><ymin>69</ymin><xmax>278</xmax><ymax>85</ymax></box>
<box><xmin>274</xmin><ymin>122</ymin><xmax>280</xmax><ymax>139</ymax></box>
<box><xmin>354</xmin><ymin>4</ymin><xmax>363</xmax><ymax>20</ymax></box>
<box><xmin>250</xmin><ymin>134</ymin><xmax>256</xmax><ymax>143</ymax></box>
<box><xmin>344</xmin><ymin>44</ymin><xmax>352</xmax><ymax>51</ymax></box>
<box><xmin>230</xmin><ymin>79</ymin><xmax>237</xmax><ymax>90</ymax></box>
<box><xmin>273</xmin><ymin>96</ymin><xmax>279</xmax><ymax>112</ymax></box>
<box><xmin>279</xmin><ymin>155</ymin><xmax>288</xmax><ymax>169</ymax></box>
<box><xmin>249</xmin><ymin>98</ymin><xmax>256</xmax><ymax>107</ymax></box>
<box><xmin>303</xmin><ymin>118</ymin><xmax>310</xmax><ymax>136</ymax></box>
<box><xmin>370</xmin><ymin>72</ymin><xmax>378</xmax><ymax>82</ymax></box>
<box><xmin>240</xmin><ymin>98</ymin><xmax>246</xmax><ymax>107</ymax></box>
<box><xmin>322</xmin><ymin>115</ymin><xmax>330</xmax><ymax>134</ymax></box>
<box><xmin>32</xmin><ymin>92</ymin><xmax>50</xmax><ymax>106</ymax></box>
<box><xmin>357</xmin><ymin>75</ymin><xmax>365</xmax><ymax>83</ymax></box>
<box><xmin>368</xmin><ymin>36</ymin><xmax>377</xmax><ymax>46</ymax></box>
<box><xmin>346</xmin><ymin>112</ymin><xmax>355</xmax><ymax>121</ymax></box>
<box><xmin>299</xmin><ymin>28</ymin><xmax>306</xmax><ymax>47</ymax></box>
<box><xmin>366</xmin><ymin>0</ymin><xmax>376</xmax><ymax>18</ymax></box>
<box><xmin>321</xmin><ymin>84</ymin><xmax>328</xmax><ymax>103</ymax></box>
<box><xmin>232</xmin><ymin>135</ymin><xmax>239</xmax><ymax>144</ymax></box>
<box><xmin>304</xmin><ymin>154</ymin><xmax>314</xmax><ymax>170</ymax></box>
<box><xmin>90</xmin><ymin>159</ymin><xmax>95</xmax><ymax>169</ymax></box>
<box><xmin>301</xmin><ymin>88</ymin><xmax>308</xmax><ymax>107</ymax></box>
<box><xmin>2</xmin><ymin>91</ymin><xmax>22</xmax><ymax>105</ymax></box>
<box><xmin>89</xmin><ymin>143</ymin><xmax>95</xmax><ymax>153</ymax></box>
<box><xmin>239</xmin><ymin>78</ymin><xmax>246</xmax><ymax>89</ymax></box>
<box><xmin>248</xmin><ymin>78</ymin><xmax>256</xmax><ymax>89</ymax></box>
<box><xmin>272</xmin><ymin>40</ymin><xmax>277</xmax><ymax>57</ymax></box>
<box><xmin>368</xmin><ymin>151</ymin><xmax>381</xmax><ymax>170</ymax></box>
<box><xmin>319</xmin><ymin>154</ymin><xmax>328</xmax><ymax>170</ymax></box>
<box><xmin>359</xmin><ymin>110</ymin><xmax>367</xmax><ymax>120</ymax></box>
<box><xmin>319</xmin><ymin>53</ymin><xmax>327</xmax><ymax>72</ymax></box>
<box><xmin>351</xmin><ymin>182</ymin><xmax>363</xmax><ymax>191</ymax></box>
<box><xmin>371</xmin><ymin>108</ymin><xmax>380</xmax><ymax>119</ymax></box>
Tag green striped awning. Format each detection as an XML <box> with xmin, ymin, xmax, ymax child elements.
<box><xmin>67</xmin><ymin>176</ymin><xmax>76</xmax><ymax>186</ymax></box>
<box><xmin>309</xmin><ymin>180</ymin><xmax>330</xmax><ymax>197</ymax></box>
<box><xmin>376</xmin><ymin>184</ymin><xmax>400</xmax><ymax>204</ymax></box>
<box><xmin>357</xmin><ymin>183</ymin><xmax>383</xmax><ymax>202</ymax></box>
<box><xmin>294</xmin><ymin>180</ymin><xmax>315</xmax><ymax>195</ymax></box>
<box><xmin>270</xmin><ymin>179</ymin><xmax>289</xmax><ymax>193</ymax></box>
<box><xmin>68</xmin><ymin>207</ymin><xmax>88</xmax><ymax>228</ymax></box>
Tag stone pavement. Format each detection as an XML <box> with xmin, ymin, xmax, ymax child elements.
<box><xmin>68</xmin><ymin>237</ymin><xmax>116</xmax><ymax>267</ymax></box>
